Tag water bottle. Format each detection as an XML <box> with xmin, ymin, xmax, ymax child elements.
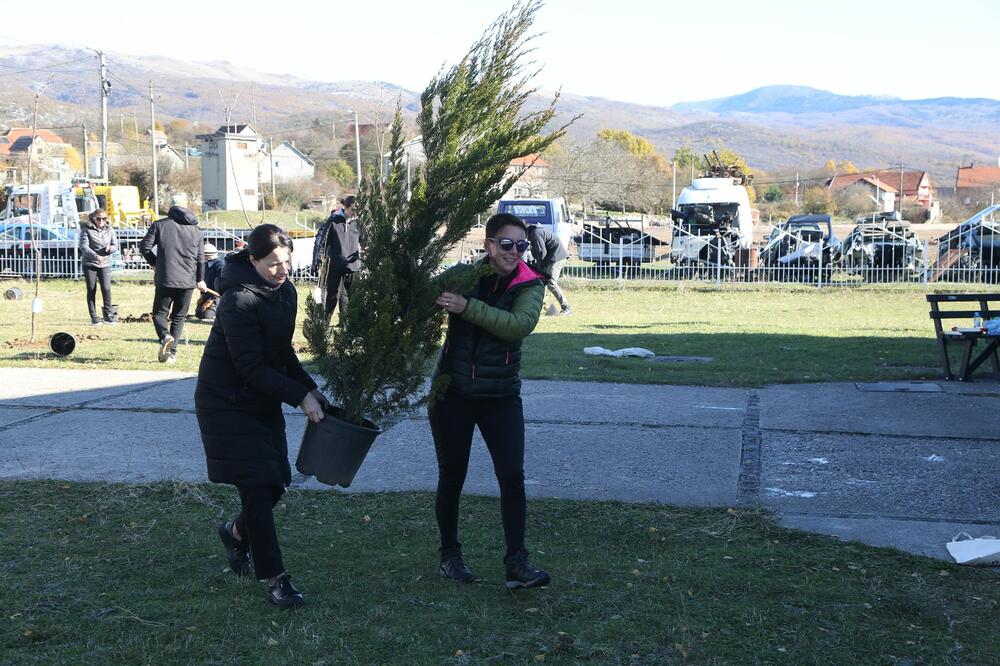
<box><xmin>973</xmin><ymin>311</ymin><xmax>983</xmax><ymax>329</ymax></box>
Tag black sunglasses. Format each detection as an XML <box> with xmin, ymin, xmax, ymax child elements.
<box><xmin>488</xmin><ymin>237</ymin><xmax>529</xmax><ymax>253</ymax></box>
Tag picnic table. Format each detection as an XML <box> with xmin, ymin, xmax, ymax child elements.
<box><xmin>926</xmin><ymin>293</ymin><xmax>1000</xmax><ymax>381</ymax></box>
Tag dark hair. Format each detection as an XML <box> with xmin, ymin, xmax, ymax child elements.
<box><xmin>246</xmin><ymin>223</ymin><xmax>293</xmax><ymax>260</ymax></box>
<box><xmin>485</xmin><ymin>212</ymin><xmax>527</xmax><ymax>238</ymax></box>
<box><xmin>341</xmin><ymin>195</ymin><xmax>357</xmax><ymax>209</ymax></box>
<box><xmin>89</xmin><ymin>208</ymin><xmax>108</xmax><ymax>223</ymax></box>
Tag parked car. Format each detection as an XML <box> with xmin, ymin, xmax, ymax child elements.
<box><xmin>759</xmin><ymin>214</ymin><xmax>836</xmax><ymax>281</ymax></box>
<box><xmin>835</xmin><ymin>212</ymin><xmax>926</xmax><ymax>282</ymax></box>
<box><xmin>931</xmin><ymin>204</ymin><xmax>1000</xmax><ymax>282</ymax></box>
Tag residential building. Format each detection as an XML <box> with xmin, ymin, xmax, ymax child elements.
<box><xmin>827</xmin><ymin>173</ymin><xmax>897</xmax><ymax>213</ymax></box>
<box><xmin>956</xmin><ymin>164</ymin><xmax>1000</xmax><ymax>208</ymax></box>
<box><xmin>828</xmin><ymin>169</ymin><xmax>933</xmax><ymax>208</ymax></box>
<box><xmin>197</xmin><ymin>124</ymin><xmax>261</xmax><ymax>211</ymax></box>
<box><xmin>506</xmin><ymin>154</ymin><xmax>549</xmax><ymax>198</ymax></box>
<box><xmin>262</xmin><ymin>140</ymin><xmax>315</xmax><ymax>184</ymax></box>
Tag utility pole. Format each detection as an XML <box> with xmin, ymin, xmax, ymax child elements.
<box><xmin>98</xmin><ymin>51</ymin><xmax>110</xmax><ymax>182</ymax></box>
<box><xmin>82</xmin><ymin>124</ymin><xmax>89</xmax><ymax>179</ymax></box>
<box><xmin>269</xmin><ymin>136</ymin><xmax>276</xmax><ymax>205</ymax></box>
<box><xmin>149</xmin><ymin>81</ymin><xmax>159</xmax><ymax>215</ymax></box>
<box><xmin>898</xmin><ymin>162</ymin><xmax>904</xmax><ymax>215</ymax></box>
<box><xmin>671</xmin><ymin>160</ymin><xmax>677</xmax><ymax>209</ymax></box>
<box><xmin>353</xmin><ymin>110</ymin><xmax>362</xmax><ymax>190</ymax></box>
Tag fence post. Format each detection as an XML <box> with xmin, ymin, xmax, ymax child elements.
<box><xmin>715</xmin><ymin>234</ymin><xmax>722</xmax><ymax>286</ymax></box>
<box><xmin>922</xmin><ymin>240</ymin><xmax>929</xmax><ymax>287</ymax></box>
<box><xmin>817</xmin><ymin>242</ymin><xmax>823</xmax><ymax>289</ymax></box>
<box><xmin>618</xmin><ymin>239</ymin><xmax>624</xmax><ymax>280</ymax></box>
<box><xmin>73</xmin><ymin>242</ymin><xmax>80</xmax><ymax>280</ymax></box>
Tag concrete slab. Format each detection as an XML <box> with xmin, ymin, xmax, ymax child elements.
<box><xmin>519</xmin><ymin>380</ymin><xmax>746</xmax><ymax>428</ymax></box>
<box><xmin>759</xmin><ymin>382</ymin><xmax>1000</xmax><ymax>439</ymax></box>
<box><xmin>0</xmin><ymin>409</ymin><xmax>208</xmax><ymax>482</ymax></box>
<box><xmin>0</xmin><ymin>367</ymin><xmax>192</xmax><ymax>408</ymax></box>
<box><xmin>778</xmin><ymin>514</ymin><xmax>1000</xmax><ymax>563</ymax></box>
<box><xmin>760</xmin><ymin>431</ymin><xmax>1000</xmax><ymax>523</ymax></box>
<box><xmin>855</xmin><ymin>381</ymin><xmax>942</xmax><ymax>393</ymax></box>
<box><xmin>329</xmin><ymin>419</ymin><xmax>742</xmax><ymax>506</ymax></box>
<box><xmin>0</xmin><ymin>406</ymin><xmax>53</xmax><ymax>427</ymax></box>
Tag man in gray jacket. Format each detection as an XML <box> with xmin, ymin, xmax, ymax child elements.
<box><xmin>526</xmin><ymin>224</ymin><xmax>572</xmax><ymax>315</ymax></box>
<box><xmin>79</xmin><ymin>209</ymin><xmax>119</xmax><ymax>325</ymax></box>
<box><xmin>139</xmin><ymin>205</ymin><xmax>206</xmax><ymax>363</ymax></box>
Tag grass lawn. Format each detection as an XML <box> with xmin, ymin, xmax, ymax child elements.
<box><xmin>1</xmin><ymin>481</ymin><xmax>996</xmax><ymax>664</ymax></box>
<box><xmin>0</xmin><ymin>279</ymin><xmax>962</xmax><ymax>386</ymax></box>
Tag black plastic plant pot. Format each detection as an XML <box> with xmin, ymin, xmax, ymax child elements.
<box><xmin>50</xmin><ymin>332</ymin><xmax>77</xmax><ymax>356</ymax></box>
<box><xmin>295</xmin><ymin>405</ymin><xmax>381</xmax><ymax>488</ymax></box>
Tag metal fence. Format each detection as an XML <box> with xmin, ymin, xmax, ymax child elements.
<box><xmin>5</xmin><ymin>207</ymin><xmax>1000</xmax><ymax>288</ymax></box>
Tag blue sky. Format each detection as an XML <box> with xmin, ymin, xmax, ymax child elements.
<box><xmin>5</xmin><ymin>0</ymin><xmax>997</xmax><ymax>106</ymax></box>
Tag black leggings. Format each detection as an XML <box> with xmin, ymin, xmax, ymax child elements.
<box><xmin>83</xmin><ymin>265</ymin><xmax>112</xmax><ymax>321</ymax></box>
<box><xmin>234</xmin><ymin>485</ymin><xmax>286</xmax><ymax>580</ymax></box>
<box><xmin>429</xmin><ymin>393</ymin><xmax>526</xmax><ymax>558</ymax></box>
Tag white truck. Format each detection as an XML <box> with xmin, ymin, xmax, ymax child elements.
<box><xmin>669</xmin><ymin>176</ymin><xmax>754</xmax><ymax>267</ymax></box>
<box><xmin>1</xmin><ymin>181</ymin><xmax>81</xmax><ymax>229</ymax></box>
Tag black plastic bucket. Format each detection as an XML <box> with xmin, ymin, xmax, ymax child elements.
<box><xmin>3</xmin><ymin>287</ymin><xmax>22</xmax><ymax>301</ymax></box>
<box><xmin>295</xmin><ymin>405</ymin><xmax>381</xmax><ymax>488</ymax></box>
<box><xmin>50</xmin><ymin>332</ymin><xmax>77</xmax><ymax>356</ymax></box>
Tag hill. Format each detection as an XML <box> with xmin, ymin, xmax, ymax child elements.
<box><xmin>2</xmin><ymin>48</ymin><xmax>998</xmax><ymax>183</ymax></box>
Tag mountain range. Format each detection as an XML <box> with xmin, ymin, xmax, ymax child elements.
<box><xmin>2</xmin><ymin>46</ymin><xmax>998</xmax><ymax>183</ymax></box>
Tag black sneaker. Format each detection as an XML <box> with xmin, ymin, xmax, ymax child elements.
<box><xmin>90</xmin><ymin>318</ymin><xmax>104</xmax><ymax>326</ymax></box>
<box><xmin>504</xmin><ymin>551</ymin><xmax>550</xmax><ymax>589</ymax></box>
<box><xmin>266</xmin><ymin>574</ymin><xmax>305</xmax><ymax>608</ymax></box>
<box><xmin>439</xmin><ymin>548</ymin><xmax>480</xmax><ymax>583</ymax></box>
<box><xmin>158</xmin><ymin>334</ymin><xmax>175</xmax><ymax>363</ymax></box>
<box><xmin>218</xmin><ymin>520</ymin><xmax>251</xmax><ymax>577</ymax></box>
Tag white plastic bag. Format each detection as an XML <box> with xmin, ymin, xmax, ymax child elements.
<box><xmin>946</xmin><ymin>532</ymin><xmax>1000</xmax><ymax>566</ymax></box>
<box><xmin>583</xmin><ymin>346</ymin><xmax>655</xmax><ymax>359</ymax></box>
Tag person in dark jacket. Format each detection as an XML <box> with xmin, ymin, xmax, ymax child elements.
<box><xmin>195</xmin><ymin>223</ymin><xmax>329</xmax><ymax>609</ymax></box>
<box><xmin>139</xmin><ymin>205</ymin><xmax>207</xmax><ymax>363</ymax></box>
<box><xmin>79</xmin><ymin>209</ymin><xmax>119</xmax><ymax>325</ymax></box>
<box><xmin>195</xmin><ymin>243</ymin><xmax>225</xmax><ymax>322</ymax></box>
<box><xmin>431</xmin><ymin>212</ymin><xmax>550</xmax><ymax>590</ymax></box>
<box><xmin>526</xmin><ymin>224</ymin><xmax>571</xmax><ymax>315</ymax></box>
<box><xmin>315</xmin><ymin>196</ymin><xmax>359</xmax><ymax>321</ymax></box>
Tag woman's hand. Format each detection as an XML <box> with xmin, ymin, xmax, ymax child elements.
<box><xmin>436</xmin><ymin>291</ymin><xmax>467</xmax><ymax>314</ymax></box>
<box><xmin>300</xmin><ymin>392</ymin><xmax>326</xmax><ymax>423</ymax></box>
<box><xmin>310</xmin><ymin>389</ymin><xmax>331</xmax><ymax>410</ymax></box>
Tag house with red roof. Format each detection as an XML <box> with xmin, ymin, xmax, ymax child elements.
<box><xmin>828</xmin><ymin>169</ymin><xmax>933</xmax><ymax>209</ymax></box>
<box><xmin>956</xmin><ymin>164</ymin><xmax>1000</xmax><ymax>208</ymax></box>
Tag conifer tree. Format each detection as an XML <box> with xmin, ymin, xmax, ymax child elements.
<box><xmin>303</xmin><ymin>0</ymin><xmax>573</xmax><ymax>426</ymax></box>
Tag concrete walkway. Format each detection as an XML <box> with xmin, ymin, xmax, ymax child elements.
<box><xmin>1</xmin><ymin>367</ymin><xmax>998</xmax><ymax>562</ymax></box>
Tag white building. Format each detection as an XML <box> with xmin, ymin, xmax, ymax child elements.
<box><xmin>197</xmin><ymin>124</ymin><xmax>261</xmax><ymax>211</ymax></box>
<box><xmin>262</xmin><ymin>140</ymin><xmax>315</xmax><ymax>184</ymax></box>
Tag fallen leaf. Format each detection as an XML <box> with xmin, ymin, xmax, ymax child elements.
<box><xmin>23</xmin><ymin>629</ymin><xmax>32</xmax><ymax>637</ymax></box>
<box><xmin>266</xmin><ymin>638</ymin><xmax>278</xmax><ymax>646</ymax></box>
<box><xmin>631</xmin><ymin>569</ymin><xmax>641</xmax><ymax>576</ymax></box>
<box><xmin>535</xmin><ymin>655</ymin><xmax>545</xmax><ymax>662</ymax></box>
<box><xmin>626</xmin><ymin>582</ymin><xmax>634</xmax><ymax>589</ymax></box>
<box><xmin>455</xmin><ymin>649</ymin><xmax>464</xmax><ymax>657</ymax></box>
<box><xmin>524</xmin><ymin>608</ymin><xmax>539</xmax><ymax>614</ymax></box>
<box><xmin>648</xmin><ymin>527</ymin><xmax>657</xmax><ymax>533</ymax></box>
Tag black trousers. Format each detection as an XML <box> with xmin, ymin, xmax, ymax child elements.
<box><xmin>234</xmin><ymin>485</ymin><xmax>286</xmax><ymax>580</ymax></box>
<box><xmin>83</xmin><ymin>265</ymin><xmax>112</xmax><ymax>321</ymax></box>
<box><xmin>429</xmin><ymin>393</ymin><xmax>526</xmax><ymax>558</ymax></box>
<box><xmin>324</xmin><ymin>271</ymin><xmax>352</xmax><ymax>319</ymax></box>
<box><xmin>152</xmin><ymin>286</ymin><xmax>193</xmax><ymax>341</ymax></box>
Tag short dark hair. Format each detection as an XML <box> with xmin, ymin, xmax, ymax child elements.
<box><xmin>247</xmin><ymin>223</ymin><xmax>293</xmax><ymax>260</ymax></box>
<box><xmin>485</xmin><ymin>212</ymin><xmax>527</xmax><ymax>238</ymax></box>
<box><xmin>341</xmin><ymin>195</ymin><xmax>357</xmax><ymax>209</ymax></box>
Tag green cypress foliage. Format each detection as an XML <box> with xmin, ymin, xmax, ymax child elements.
<box><xmin>303</xmin><ymin>1</ymin><xmax>572</xmax><ymax>426</ymax></box>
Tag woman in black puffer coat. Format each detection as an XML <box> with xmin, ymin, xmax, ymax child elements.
<box><xmin>194</xmin><ymin>224</ymin><xmax>329</xmax><ymax>609</ymax></box>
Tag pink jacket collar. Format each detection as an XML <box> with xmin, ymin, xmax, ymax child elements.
<box><xmin>506</xmin><ymin>260</ymin><xmax>545</xmax><ymax>290</ymax></box>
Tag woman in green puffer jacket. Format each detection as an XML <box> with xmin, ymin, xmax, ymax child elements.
<box><xmin>431</xmin><ymin>212</ymin><xmax>552</xmax><ymax>590</ymax></box>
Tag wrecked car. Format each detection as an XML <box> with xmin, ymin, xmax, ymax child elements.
<box><xmin>931</xmin><ymin>204</ymin><xmax>1000</xmax><ymax>282</ymax></box>
<box><xmin>835</xmin><ymin>212</ymin><xmax>926</xmax><ymax>281</ymax></box>
<box><xmin>759</xmin><ymin>214</ymin><xmax>836</xmax><ymax>281</ymax></box>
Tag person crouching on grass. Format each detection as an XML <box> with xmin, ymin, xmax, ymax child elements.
<box><xmin>195</xmin><ymin>224</ymin><xmax>330</xmax><ymax>609</ymax></box>
<box><xmin>430</xmin><ymin>212</ymin><xmax>551</xmax><ymax>589</ymax></box>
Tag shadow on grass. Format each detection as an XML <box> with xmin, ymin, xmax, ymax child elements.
<box><xmin>524</xmin><ymin>332</ymin><xmax>949</xmax><ymax>386</ymax></box>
